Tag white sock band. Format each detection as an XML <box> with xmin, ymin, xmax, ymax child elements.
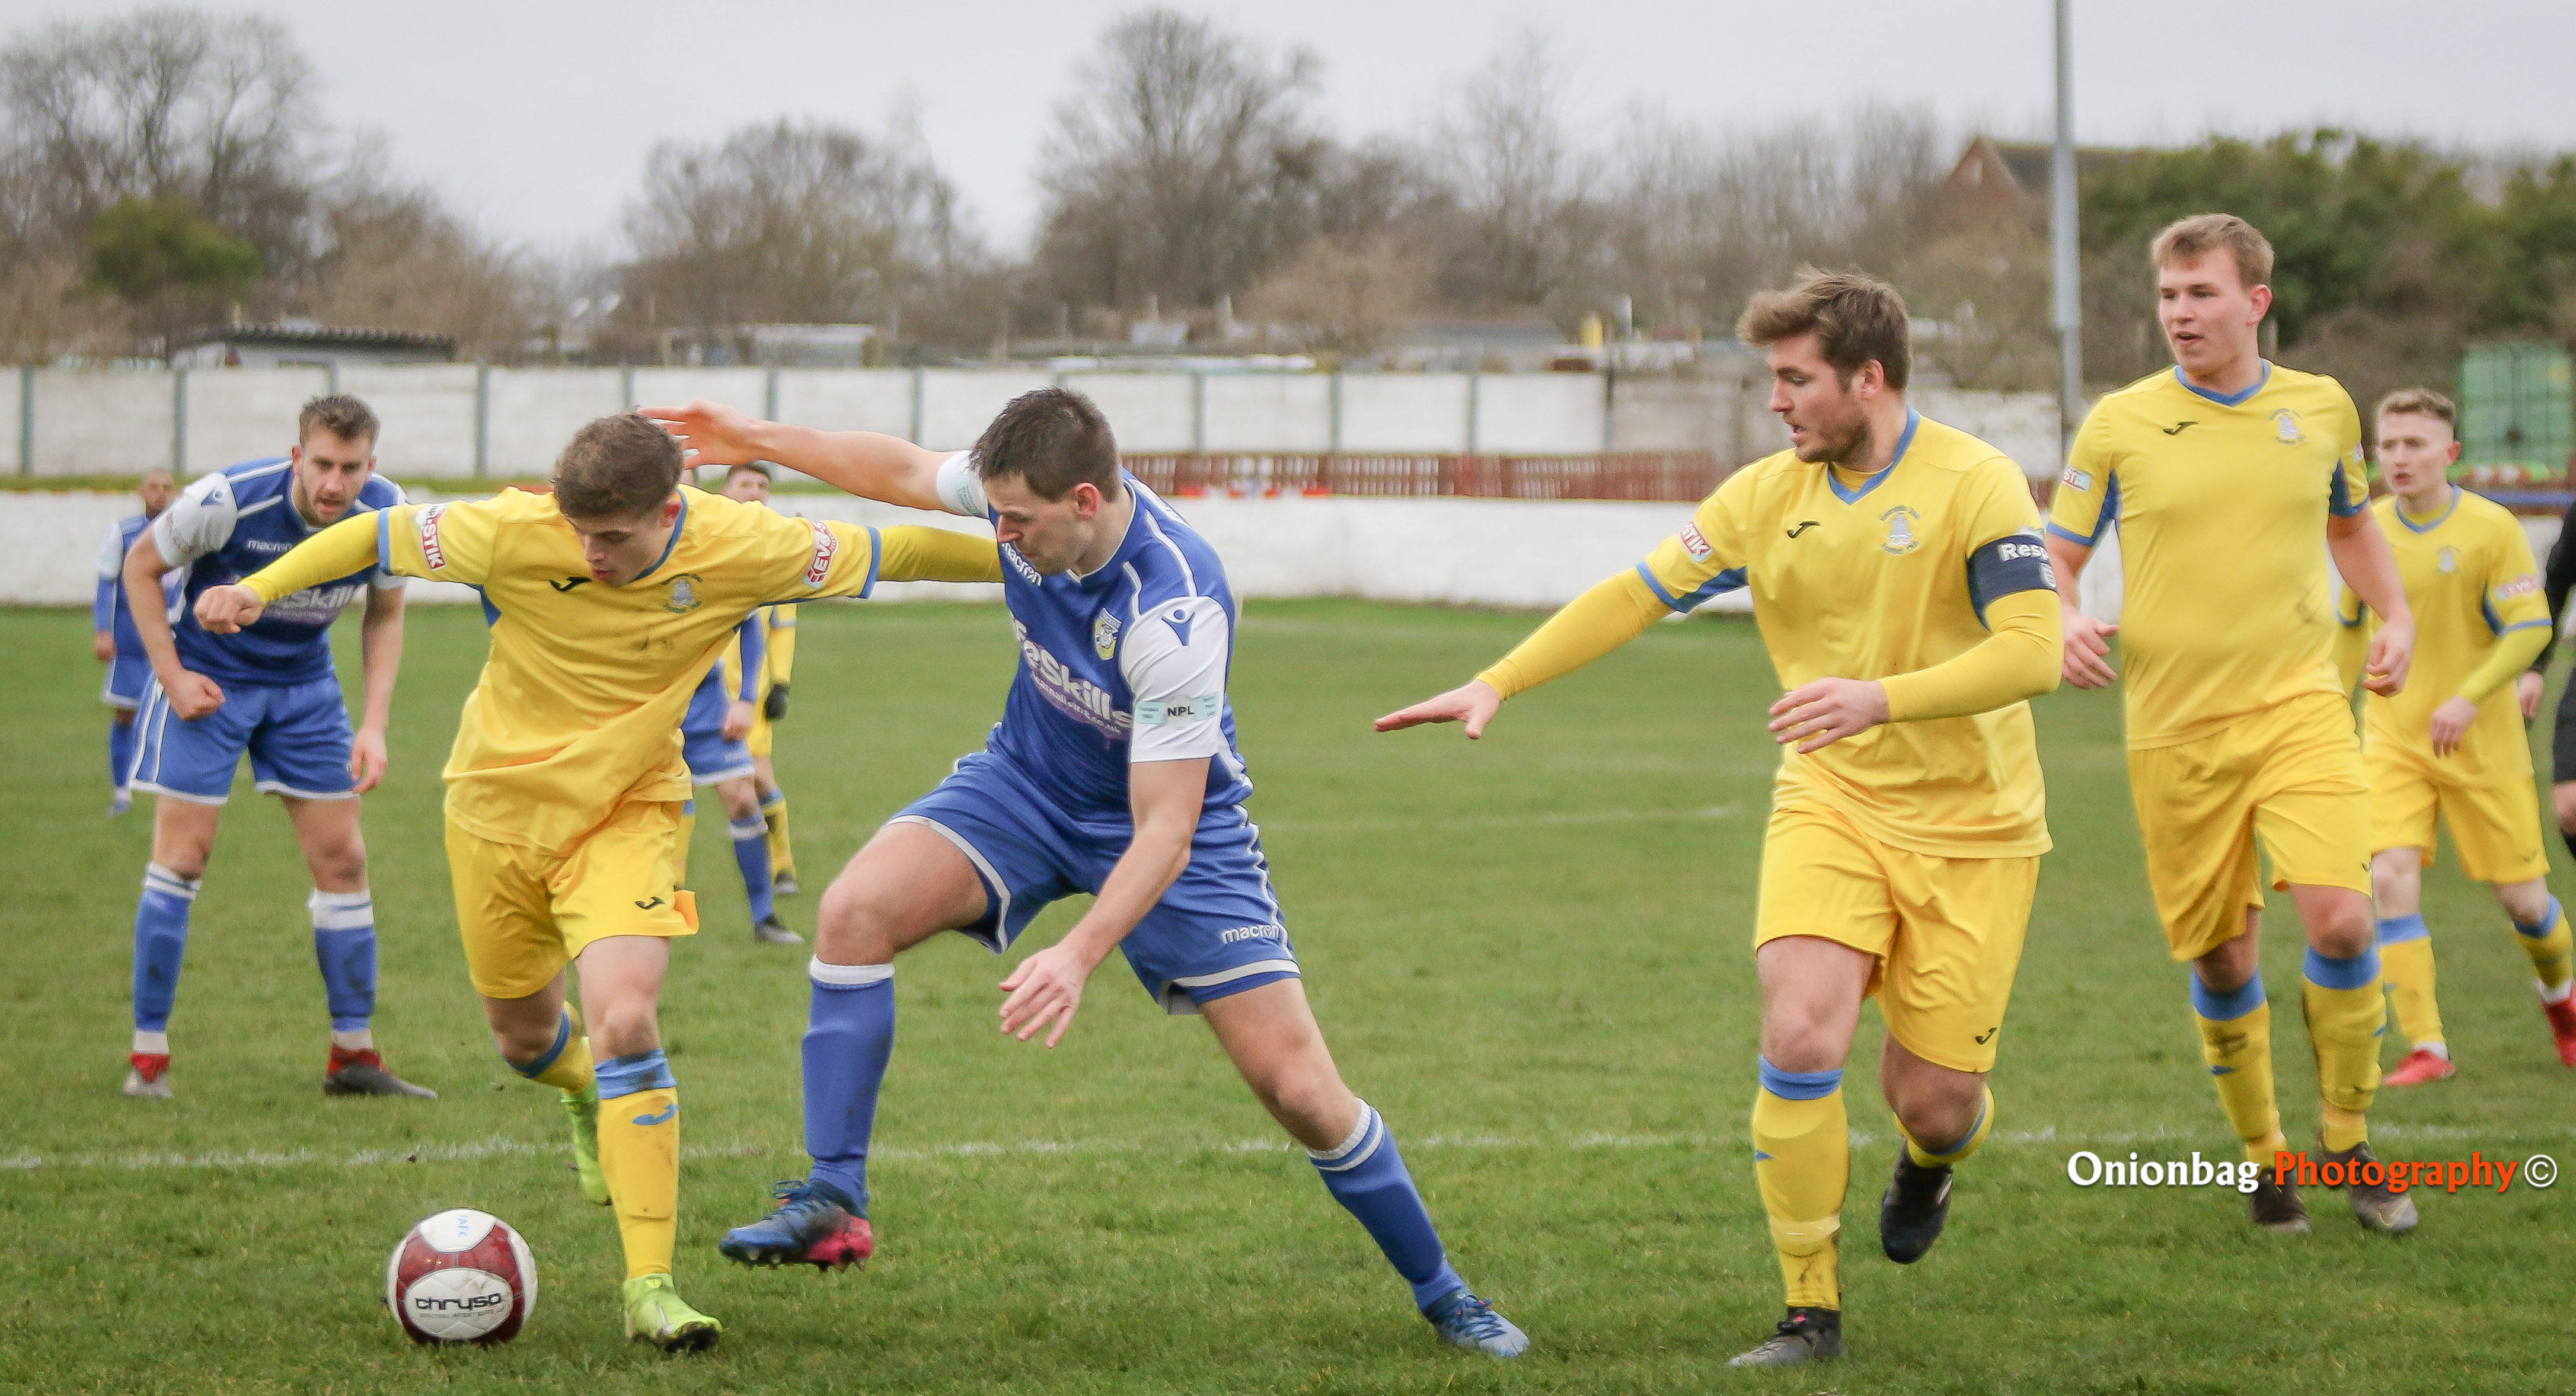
<box><xmin>143</xmin><ymin>864</ymin><xmax>202</xmax><ymax>900</ymax></box>
<box><xmin>810</xmin><ymin>957</ymin><xmax>894</xmax><ymax>988</ymax></box>
<box><xmin>308</xmin><ymin>889</ymin><xmax>374</xmax><ymax>929</ymax></box>
<box><xmin>729</xmin><ymin>816</ymin><xmax>767</xmax><ymax>841</ymax></box>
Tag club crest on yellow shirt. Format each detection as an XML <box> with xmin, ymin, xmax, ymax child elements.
<box><xmin>1093</xmin><ymin>608</ymin><xmax>1122</xmax><ymax>659</ymax></box>
<box><xmin>2438</xmin><ymin>547</ymin><xmax>2459</xmax><ymax>573</ymax></box>
<box><xmin>1880</xmin><ymin>504</ymin><xmax>1921</xmax><ymax>555</ymax></box>
<box><xmin>2272</xmin><ymin>409</ymin><xmax>2306</xmax><ymax>445</ymax></box>
<box><xmin>663</xmin><ymin>574</ymin><xmax>704</xmax><ymax>614</ymax></box>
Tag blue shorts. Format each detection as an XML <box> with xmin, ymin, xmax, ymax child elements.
<box><xmin>102</xmin><ymin>651</ymin><xmax>151</xmax><ymax>708</ymax></box>
<box><xmin>130</xmin><ymin>673</ymin><xmax>355</xmax><ymax>805</ymax></box>
<box><xmin>682</xmin><ymin>685</ymin><xmax>755</xmax><ymax>785</ymax></box>
<box><xmin>893</xmin><ymin>751</ymin><xmax>1300</xmax><ymax>1014</ymax></box>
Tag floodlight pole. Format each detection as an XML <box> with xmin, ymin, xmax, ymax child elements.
<box><xmin>2051</xmin><ymin>0</ymin><xmax>2083</xmax><ymax>459</ymax></box>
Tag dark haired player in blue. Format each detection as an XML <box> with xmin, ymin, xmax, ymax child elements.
<box><xmin>648</xmin><ymin>389</ymin><xmax>1527</xmax><ymax>1360</ymax></box>
<box><xmin>94</xmin><ymin>466</ymin><xmax>177</xmax><ymax>814</ymax></box>
<box><xmin>116</xmin><ymin>395</ymin><xmax>431</xmax><ymax>1101</ymax></box>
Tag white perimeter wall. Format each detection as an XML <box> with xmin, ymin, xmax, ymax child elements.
<box><xmin>0</xmin><ymin>364</ymin><xmax>2064</xmax><ymax>483</ymax></box>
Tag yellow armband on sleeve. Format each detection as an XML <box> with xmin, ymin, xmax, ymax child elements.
<box><xmin>244</xmin><ymin>512</ymin><xmax>382</xmax><ymax>603</ymax></box>
<box><xmin>1476</xmin><ymin>570</ymin><xmax>1669</xmax><ymax>699</ymax></box>
<box><xmin>1879</xmin><ymin>589</ymin><xmax>2062</xmax><ymax>723</ymax></box>
<box><xmin>875</xmin><ymin>525</ymin><xmax>1003</xmax><ymax>584</ymax></box>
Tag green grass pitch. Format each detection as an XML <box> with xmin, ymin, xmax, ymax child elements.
<box><xmin>2</xmin><ymin>599</ymin><xmax>2569</xmax><ymax>1394</ymax></box>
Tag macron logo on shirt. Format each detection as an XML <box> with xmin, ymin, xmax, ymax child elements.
<box><xmin>1164</xmin><ymin>608</ymin><xmax>1194</xmax><ymax>646</ymax></box>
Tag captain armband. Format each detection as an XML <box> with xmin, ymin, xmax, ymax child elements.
<box><xmin>1965</xmin><ymin>528</ymin><xmax>2057</xmax><ymax>626</ymax></box>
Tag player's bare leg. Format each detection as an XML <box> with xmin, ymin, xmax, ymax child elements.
<box><xmin>1201</xmin><ymin>979</ymin><xmax>1526</xmax><ymax>1357</ymax></box>
<box><xmin>282</xmin><ymin>796</ymin><xmax>429</xmax><ymax>1098</ymax></box>
<box><xmin>485</xmin><ymin>969</ymin><xmax>608</xmax><ymax>1206</ymax></box>
<box><xmin>722</xmin><ymin>822</ymin><xmax>976</xmax><ymax>1270</ymax></box>
<box><xmin>1876</xmin><ymin>1035</ymin><xmax>1987</xmax><ymax>1264</ymax></box>
<box><xmin>1735</xmin><ymin>935</ymin><xmax>1865</xmax><ymax>1367</ymax></box>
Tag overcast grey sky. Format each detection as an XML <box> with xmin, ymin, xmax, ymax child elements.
<box><xmin>7</xmin><ymin>0</ymin><xmax>2574</xmax><ymax>256</ymax></box>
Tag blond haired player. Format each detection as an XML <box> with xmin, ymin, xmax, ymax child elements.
<box><xmin>1383</xmin><ymin>269</ymin><xmax>2062</xmax><ymax>1368</ymax></box>
<box><xmin>2047</xmin><ymin>214</ymin><xmax>2419</xmax><ymax>1236</ymax></box>
<box><xmin>194</xmin><ymin>414</ymin><xmax>1000</xmax><ymax>1352</ymax></box>
<box><xmin>2334</xmin><ymin>389</ymin><xmax>2575</xmax><ymax>1079</ymax></box>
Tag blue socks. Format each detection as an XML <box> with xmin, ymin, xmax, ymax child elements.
<box><xmin>308</xmin><ymin>890</ymin><xmax>378</xmax><ymax>1031</ymax></box>
<box><xmin>108</xmin><ymin>719</ymin><xmax>136</xmax><ymax>792</ymax></box>
<box><xmin>131</xmin><ymin>864</ymin><xmax>200</xmax><ymax>1032</ymax></box>
<box><xmin>1310</xmin><ymin>1101</ymin><xmax>1463</xmax><ymax>1311</ymax></box>
<box><xmin>804</xmin><ymin>959</ymin><xmax>896</xmax><ymax>1213</ymax></box>
<box><xmin>730</xmin><ymin>815</ymin><xmax>774</xmax><ymax>923</ymax></box>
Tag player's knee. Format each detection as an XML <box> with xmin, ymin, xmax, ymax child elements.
<box><xmin>2306</xmin><ymin>901</ymin><xmax>2375</xmax><ymax>957</ymax></box>
<box><xmin>816</xmin><ymin>874</ymin><xmax>907</xmax><ymax>961</ymax></box>
<box><xmin>1252</xmin><ymin>1065</ymin><xmax>1346</xmax><ymax>1138</ymax></box>
<box><xmin>2368</xmin><ymin>858</ymin><xmax>2411</xmax><ymax>908</ymax></box>
<box><xmin>1893</xmin><ymin>1088</ymin><xmax>1978</xmax><ymax>1149</ymax></box>
<box><xmin>490</xmin><ymin>1017</ymin><xmax>558</xmax><ymax>1063</ymax></box>
<box><xmin>2555</xmin><ymin>783</ymin><xmax>2576</xmax><ymax>834</ymax></box>
<box><xmin>585</xmin><ymin>1002</ymin><xmax>659</xmax><ymax>1059</ymax></box>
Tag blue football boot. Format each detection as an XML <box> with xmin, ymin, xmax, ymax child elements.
<box><xmin>1422</xmin><ymin>1288</ymin><xmax>1529</xmax><ymax>1358</ymax></box>
<box><xmin>717</xmin><ymin>1179</ymin><xmax>873</xmax><ymax>1271</ymax></box>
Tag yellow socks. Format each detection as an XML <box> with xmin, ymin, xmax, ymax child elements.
<box><xmin>596</xmin><ymin>1050</ymin><xmax>680</xmax><ymax>1280</ymax></box>
<box><xmin>671</xmin><ymin>801</ymin><xmax>695</xmax><ymax>890</ymax></box>
<box><xmin>2303</xmin><ymin>948</ymin><xmax>2384</xmax><ymax>1153</ymax></box>
<box><xmin>1751</xmin><ymin>1060</ymin><xmax>1847</xmax><ymax>1311</ymax></box>
<box><xmin>2192</xmin><ymin>972</ymin><xmax>2286</xmax><ymax>1164</ymax></box>
<box><xmin>762</xmin><ymin>790</ymin><xmax>795</xmax><ymax>880</ymax></box>
<box><xmin>507</xmin><ymin>1010</ymin><xmax>596</xmax><ymax>1094</ymax></box>
<box><xmin>1900</xmin><ymin>1086</ymin><xmax>1994</xmax><ymax>1168</ymax></box>
<box><xmin>2374</xmin><ymin>915</ymin><xmax>2443</xmax><ymax>1052</ymax></box>
<box><xmin>2516</xmin><ymin>897</ymin><xmax>2574</xmax><ymax>997</ymax></box>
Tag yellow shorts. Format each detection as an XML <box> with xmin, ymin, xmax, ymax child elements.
<box><xmin>748</xmin><ymin>699</ymin><xmax>774</xmax><ymax>760</ymax></box>
<box><xmin>1754</xmin><ymin>804</ymin><xmax>2036</xmax><ymax>1074</ymax></box>
<box><xmin>2128</xmin><ymin>690</ymin><xmax>2370</xmax><ymax>961</ymax></box>
<box><xmin>2367</xmin><ymin>755</ymin><xmax>2549</xmax><ymax>885</ymax></box>
<box><xmin>445</xmin><ymin>800</ymin><xmax>699</xmax><ymax>1000</ymax></box>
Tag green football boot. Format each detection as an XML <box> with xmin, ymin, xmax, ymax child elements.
<box><xmin>622</xmin><ymin>1274</ymin><xmax>722</xmax><ymax>1353</ymax></box>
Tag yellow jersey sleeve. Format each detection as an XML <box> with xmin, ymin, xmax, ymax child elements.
<box><xmin>2481</xmin><ymin>520</ymin><xmax>2551</xmax><ymax>638</ymax></box>
<box><xmin>2327</xmin><ymin>394</ymin><xmax>2369</xmax><ymax>519</ymax></box>
<box><xmin>2046</xmin><ymin>407</ymin><xmax>2118</xmax><ymax>546</ymax></box>
<box><xmin>1634</xmin><ymin>474</ymin><xmax>1753</xmax><ymax>612</ymax></box>
<box><xmin>381</xmin><ymin>493</ymin><xmax>522</xmax><ymax>587</ymax></box>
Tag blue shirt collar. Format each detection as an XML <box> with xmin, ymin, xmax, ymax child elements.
<box><xmin>2173</xmin><ymin>360</ymin><xmax>2270</xmax><ymax>408</ymax></box>
<box><xmin>1827</xmin><ymin>407</ymin><xmax>1920</xmax><ymax>505</ymax></box>
<box><xmin>2395</xmin><ymin>485</ymin><xmax>2460</xmax><ymax>534</ymax></box>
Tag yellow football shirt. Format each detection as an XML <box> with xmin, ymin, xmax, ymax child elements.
<box><xmin>378</xmin><ymin>485</ymin><xmax>996</xmax><ymax>853</ymax></box>
<box><xmin>2339</xmin><ymin>488</ymin><xmax>2549</xmax><ymax>787</ymax></box>
<box><xmin>2049</xmin><ymin>362</ymin><xmax>2370</xmax><ymax>749</ymax></box>
<box><xmin>1636</xmin><ymin>411</ymin><xmax>2052</xmax><ymax>857</ymax></box>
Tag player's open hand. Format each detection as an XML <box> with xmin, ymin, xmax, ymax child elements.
<box><xmin>1374</xmin><ymin>679</ymin><xmax>1503</xmax><ymax>739</ymax></box>
<box><xmin>162</xmin><ymin>669</ymin><xmax>224</xmax><ymax>721</ymax></box>
<box><xmin>2363</xmin><ymin>615</ymin><xmax>2414</xmax><ymax>697</ymax></box>
<box><xmin>193</xmin><ymin>582</ymin><xmax>266</xmax><ymax>635</ymax></box>
<box><xmin>722</xmin><ymin>698</ymin><xmax>755</xmax><ymax>743</ymax></box>
<box><xmin>639</xmin><ymin>399</ymin><xmax>760</xmax><ymax>469</ymax></box>
<box><xmin>1769</xmin><ymin>677</ymin><xmax>1891</xmax><ymax>754</ymax></box>
<box><xmin>2519</xmin><ymin>669</ymin><xmax>2547</xmax><ymax>722</ymax></box>
<box><xmin>2061</xmin><ymin>606</ymin><xmax>2118</xmax><ymax>688</ymax></box>
<box><xmin>2427</xmin><ymin>695</ymin><xmax>2478</xmax><ymax>758</ymax></box>
<box><xmin>349</xmin><ymin>725</ymin><xmax>390</xmax><ymax>794</ymax></box>
<box><xmin>998</xmin><ymin>941</ymin><xmax>1094</xmax><ymax>1048</ymax></box>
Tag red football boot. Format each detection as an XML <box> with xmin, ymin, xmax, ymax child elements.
<box><xmin>2382</xmin><ymin>1047</ymin><xmax>2455</xmax><ymax>1087</ymax></box>
<box><xmin>2543</xmin><ymin>994</ymin><xmax>2576</xmax><ymax>1068</ymax></box>
<box><xmin>123</xmin><ymin>1052</ymin><xmax>171</xmax><ymax>1099</ymax></box>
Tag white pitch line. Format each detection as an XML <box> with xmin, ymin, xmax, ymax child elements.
<box><xmin>7</xmin><ymin>1119</ymin><xmax>2569</xmax><ymax>1175</ymax></box>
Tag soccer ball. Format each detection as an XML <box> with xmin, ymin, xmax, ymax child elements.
<box><xmin>385</xmin><ymin>1208</ymin><xmax>538</xmax><ymax>1345</ymax></box>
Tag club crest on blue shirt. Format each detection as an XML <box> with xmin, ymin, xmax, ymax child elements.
<box><xmin>1879</xmin><ymin>504</ymin><xmax>1921</xmax><ymax>555</ymax></box>
<box><xmin>664</xmin><ymin>574</ymin><xmax>703</xmax><ymax>614</ymax></box>
<box><xmin>1092</xmin><ymin>608</ymin><xmax>1122</xmax><ymax>659</ymax></box>
<box><xmin>2272</xmin><ymin>409</ymin><xmax>2306</xmax><ymax>445</ymax></box>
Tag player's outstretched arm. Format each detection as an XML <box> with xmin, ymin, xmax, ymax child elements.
<box><xmin>2328</xmin><ymin>509</ymin><xmax>2414</xmax><ymax>695</ymax></box>
<box><xmin>1376</xmin><ymin>569</ymin><xmax>1667</xmax><ymax>738</ymax></box>
<box><xmin>998</xmin><ymin>757</ymin><xmax>1209</xmax><ymax>1048</ymax></box>
<box><xmin>198</xmin><ymin>511</ymin><xmax>385</xmax><ymax>634</ymax></box>
<box><xmin>874</xmin><ymin>526</ymin><xmax>1004</xmax><ymax>584</ymax></box>
<box><xmin>2044</xmin><ymin>533</ymin><xmax>2118</xmax><ymax>688</ymax></box>
<box><xmin>641</xmin><ymin>400</ymin><xmax>950</xmax><ymax>512</ymax></box>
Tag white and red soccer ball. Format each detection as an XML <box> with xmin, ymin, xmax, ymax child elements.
<box><xmin>386</xmin><ymin>1209</ymin><xmax>537</xmax><ymax>1345</ymax></box>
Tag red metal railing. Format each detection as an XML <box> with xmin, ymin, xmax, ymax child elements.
<box><xmin>1122</xmin><ymin>452</ymin><xmax>1733</xmax><ymax>501</ymax></box>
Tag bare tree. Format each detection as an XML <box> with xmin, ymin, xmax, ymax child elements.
<box><xmin>299</xmin><ymin>156</ymin><xmax>543</xmax><ymax>361</ymax></box>
<box><xmin>1031</xmin><ymin>9</ymin><xmax>1325</xmax><ymax>315</ymax></box>
<box><xmin>1241</xmin><ymin>232</ymin><xmax>1431</xmax><ymax>356</ymax></box>
<box><xmin>1423</xmin><ymin>33</ymin><xmax>1592</xmax><ymax>314</ymax></box>
<box><xmin>618</xmin><ymin>116</ymin><xmax>994</xmax><ymax>359</ymax></box>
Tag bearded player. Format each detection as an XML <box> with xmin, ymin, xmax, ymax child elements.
<box><xmin>1384</xmin><ymin>269</ymin><xmax>2062</xmax><ymax>1367</ymax></box>
<box><xmin>650</xmin><ymin>388</ymin><xmax>1530</xmax><ymax>1362</ymax></box>
<box><xmin>195</xmin><ymin>413</ymin><xmax>1001</xmax><ymax>1352</ymax></box>
<box><xmin>2046</xmin><ymin>214</ymin><xmax>2419</xmax><ymax>1235</ymax></box>
<box><xmin>2332</xmin><ymin>389</ymin><xmax>2575</xmax><ymax>1079</ymax></box>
